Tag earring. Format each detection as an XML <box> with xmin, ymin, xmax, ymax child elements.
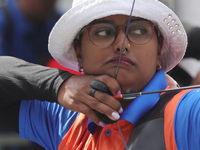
<box><xmin>157</xmin><ymin>64</ymin><xmax>162</xmax><ymax>70</ymax></box>
<box><xmin>78</xmin><ymin>65</ymin><xmax>82</xmax><ymax>72</ymax></box>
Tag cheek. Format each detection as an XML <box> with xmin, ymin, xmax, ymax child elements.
<box><xmin>81</xmin><ymin>34</ymin><xmax>96</xmax><ymax>64</ymax></box>
<box><xmin>81</xmin><ymin>48</ymin><xmax>97</xmax><ymax>68</ymax></box>
<box><xmin>81</xmin><ymin>52</ymin><xmax>106</xmax><ymax>75</ymax></box>
<box><xmin>80</xmin><ymin>36</ymin><xmax>106</xmax><ymax>74</ymax></box>
<box><xmin>145</xmin><ymin>36</ymin><xmax>159</xmax><ymax>62</ymax></box>
<box><xmin>137</xmin><ymin>40</ymin><xmax>159</xmax><ymax>70</ymax></box>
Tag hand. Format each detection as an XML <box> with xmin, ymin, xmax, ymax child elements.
<box><xmin>57</xmin><ymin>74</ymin><xmax>122</xmax><ymax>127</ymax></box>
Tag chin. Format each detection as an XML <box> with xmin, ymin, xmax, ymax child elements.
<box><xmin>117</xmin><ymin>80</ymin><xmax>136</xmax><ymax>92</ymax></box>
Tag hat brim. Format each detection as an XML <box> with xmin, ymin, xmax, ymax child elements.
<box><xmin>48</xmin><ymin>0</ymin><xmax>187</xmax><ymax>72</ymax></box>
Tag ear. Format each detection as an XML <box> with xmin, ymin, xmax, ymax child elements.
<box><xmin>74</xmin><ymin>39</ymin><xmax>83</xmax><ymax>69</ymax></box>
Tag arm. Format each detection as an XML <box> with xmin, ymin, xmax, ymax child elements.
<box><xmin>0</xmin><ymin>56</ymin><xmax>122</xmax><ymax>129</ymax></box>
<box><xmin>19</xmin><ymin>100</ymin><xmax>79</xmax><ymax>149</ymax></box>
<box><xmin>0</xmin><ymin>56</ymin><xmax>73</xmax><ymax>106</ymax></box>
<box><xmin>0</xmin><ymin>56</ymin><xmax>73</xmax><ymax>132</ymax></box>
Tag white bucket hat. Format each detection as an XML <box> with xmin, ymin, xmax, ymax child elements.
<box><xmin>48</xmin><ymin>0</ymin><xmax>187</xmax><ymax>72</ymax></box>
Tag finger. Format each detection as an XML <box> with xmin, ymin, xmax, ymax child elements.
<box><xmin>94</xmin><ymin>75</ymin><xmax>121</xmax><ymax>95</ymax></box>
<box><xmin>94</xmin><ymin>90</ymin><xmax>122</xmax><ymax>113</ymax></box>
<box><xmin>72</xmin><ymin>102</ymin><xmax>106</xmax><ymax>127</ymax></box>
<box><xmin>84</xmin><ymin>93</ymin><xmax>121</xmax><ymax>121</ymax></box>
<box><xmin>70</xmin><ymin>87</ymin><xmax>121</xmax><ymax>121</ymax></box>
<box><xmin>58</xmin><ymin>94</ymin><xmax>107</xmax><ymax>126</ymax></box>
<box><xmin>59</xmin><ymin>85</ymin><xmax>119</xmax><ymax>121</ymax></box>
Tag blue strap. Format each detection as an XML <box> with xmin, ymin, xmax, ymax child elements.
<box><xmin>88</xmin><ymin>70</ymin><xmax>168</xmax><ymax>134</ymax></box>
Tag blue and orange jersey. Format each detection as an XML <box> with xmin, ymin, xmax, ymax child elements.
<box><xmin>18</xmin><ymin>70</ymin><xmax>200</xmax><ymax>150</ymax></box>
<box><xmin>58</xmin><ymin>113</ymin><xmax>134</xmax><ymax>150</ymax></box>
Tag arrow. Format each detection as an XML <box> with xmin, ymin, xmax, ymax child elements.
<box><xmin>113</xmin><ymin>85</ymin><xmax>200</xmax><ymax>100</ymax></box>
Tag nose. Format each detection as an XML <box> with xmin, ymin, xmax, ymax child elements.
<box><xmin>113</xmin><ymin>29</ymin><xmax>130</xmax><ymax>54</ymax></box>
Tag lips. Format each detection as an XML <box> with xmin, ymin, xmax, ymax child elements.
<box><xmin>108</xmin><ymin>56</ymin><xmax>135</xmax><ymax>66</ymax></box>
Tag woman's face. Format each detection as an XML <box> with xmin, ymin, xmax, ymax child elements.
<box><xmin>74</xmin><ymin>15</ymin><xmax>162</xmax><ymax>93</ymax></box>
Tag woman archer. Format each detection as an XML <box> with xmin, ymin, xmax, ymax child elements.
<box><xmin>1</xmin><ymin>0</ymin><xmax>199</xmax><ymax>150</ymax></box>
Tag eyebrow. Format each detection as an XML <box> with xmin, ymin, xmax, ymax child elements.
<box><xmin>88</xmin><ymin>20</ymin><xmax>114</xmax><ymax>26</ymax></box>
<box><xmin>88</xmin><ymin>18</ymin><xmax>149</xmax><ymax>26</ymax></box>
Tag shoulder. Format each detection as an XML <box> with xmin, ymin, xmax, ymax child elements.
<box><xmin>166</xmin><ymin>88</ymin><xmax>200</xmax><ymax>107</ymax></box>
<box><xmin>164</xmin><ymin>88</ymin><xmax>200</xmax><ymax>117</ymax></box>
<box><xmin>172</xmin><ymin>89</ymin><xmax>200</xmax><ymax>149</ymax></box>
<box><xmin>173</xmin><ymin>88</ymin><xmax>200</xmax><ymax>110</ymax></box>
<box><xmin>173</xmin><ymin>88</ymin><xmax>200</xmax><ymax>123</ymax></box>
<box><xmin>163</xmin><ymin>89</ymin><xmax>200</xmax><ymax>149</ymax></box>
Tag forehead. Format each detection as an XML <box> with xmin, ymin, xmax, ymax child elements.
<box><xmin>90</xmin><ymin>15</ymin><xmax>145</xmax><ymax>25</ymax></box>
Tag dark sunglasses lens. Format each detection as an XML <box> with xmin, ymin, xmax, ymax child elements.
<box><xmin>89</xmin><ymin>23</ymin><xmax>116</xmax><ymax>47</ymax></box>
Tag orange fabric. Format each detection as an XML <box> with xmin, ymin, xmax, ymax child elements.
<box><xmin>164</xmin><ymin>89</ymin><xmax>192</xmax><ymax>150</ymax></box>
<box><xmin>58</xmin><ymin>113</ymin><xmax>134</xmax><ymax>150</ymax></box>
<box><xmin>160</xmin><ymin>86</ymin><xmax>176</xmax><ymax>96</ymax></box>
<box><xmin>58</xmin><ymin>113</ymin><xmax>92</xmax><ymax>150</ymax></box>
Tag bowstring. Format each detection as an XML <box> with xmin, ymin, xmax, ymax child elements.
<box><xmin>114</xmin><ymin>0</ymin><xmax>136</xmax><ymax>79</ymax></box>
<box><xmin>114</xmin><ymin>0</ymin><xmax>136</xmax><ymax>149</ymax></box>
